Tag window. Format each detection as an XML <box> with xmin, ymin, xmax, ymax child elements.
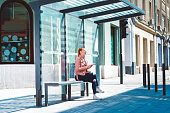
<box><xmin>157</xmin><ymin>10</ymin><xmax>159</xmax><ymax>25</ymax></box>
<box><xmin>142</xmin><ymin>0</ymin><xmax>145</xmax><ymax>10</ymax></box>
<box><xmin>149</xmin><ymin>2</ymin><xmax>152</xmax><ymax>20</ymax></box>
<box><xmin>162</xmin><ymin>15</ymin><xmax>165</xmax><ymax>29</ymax></box>
<box><xmin>0</xmin><ymin>0</ymin><xmax>33</xmax><ymax>64</ymax></box>
<box><xmin>167</xmin><ymin>19</ymin><xmax>169</xmax><ymax>32</ymax></box>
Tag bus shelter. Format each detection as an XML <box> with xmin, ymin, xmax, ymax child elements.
<box><xmin>28</xmin><ymin>0</ymin><xmax>145</xmax><ymax>106</ymax></box>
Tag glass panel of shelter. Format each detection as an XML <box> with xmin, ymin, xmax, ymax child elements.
<box><xmin>40</xmin><ymin>6</ymin><xmax>63</xmax><ymax>83</ymax></box>
<box><xmin>43</xmin><ymin>0</ymin><xmax>141</xmax><ymax>24</ymax></box>
<box><xmin>41</xmin><ymin>2</ymin><xmax>100</xmax><ymax>82</ymax></box>
<box><xmin>66</xmin><ymin>14</ymin><xmax>83</xmax><ymax>80</ymax></box>
<box><xmin>43</xmin><ymin>0</ymin><xmax>107</xmax><ymax>11</ymax></box>
<box><xmin>40</xmin><ymin>6</ymin><xmax>64</xmax><ymax>101</ymax></box>
<box><xmin>69</xmin><ymin>2</ymin><xmax>128</xmax><ymax>17</ymax></box>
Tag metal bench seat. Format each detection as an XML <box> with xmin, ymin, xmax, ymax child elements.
<box><xmin>45</xmin><ymin>81</ymin><xmax>89</xmax><ymax>106</ymax></box>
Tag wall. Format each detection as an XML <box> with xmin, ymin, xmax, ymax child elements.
<box><xmin>0</xmin><ymin>0</ymin><xmax>36</xmax><ymax>89</ymax></box>
<box><xmin>100</xmin><ymin>21</ymin><xmax>121</xmax><ymax>78</ymax></box>
<box><xmin>134</xmin><ymin>25</ymin><xmax>154</xmax><ymax>73</ymax></box>
<box><xmin>0</xmin><ymin>65</ymin><xmax>35</xmax><ymax>88</ymax></box>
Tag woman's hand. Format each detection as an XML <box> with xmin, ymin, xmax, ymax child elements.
<box><xmin>76</xmin><ymin>76</ymin><xmax>79</xmax><ymax>81</ymax></box>
<box><xmin>87</xmin><ymin>64</ymin><xmax>93</xmax><ymax>69</ymax></box>
<box><xmin>85</xmin><ymin>70</ymin><xmax>91</xmax><ymax>74</ymax></box>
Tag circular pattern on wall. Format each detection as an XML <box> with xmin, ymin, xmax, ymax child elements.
<box><xmin>4</xmin><ymin>57</ymin><xmax>8</xmax><ymax>60</ymax></box>
<box><xmin>20</xmin><ymin>57</ymin><xmax>22</xmax><ymax>60</ymax></box>
<box><xmin>8</xmin><ymin>44</ymin><xmax>11</xmax><ymax>47</ymax></box>
<box><xmin>4</xmin><ymin>50</ymin><xmax>10</xmax><ymax>56</ymax></box>
<box><xmin>20</xmin><ymin>49</ymin><xmax>26</xmax><ymax>55</ymax></box>
<box><xmin>25</xmin><ymin>43</ymin><xmax>28</xmax><ymax>47</ymax></box>
<box><xmin>2</xmin><ymin>46</ymin><xmax>5</xmax><ymax>49</ymax></box>
<box><xmin>24</xmin><ymin>36</ymin><xmax>28</xmax><ymax>39</ymax></box>
<box><xmin>10</xmin><ymin>58</ymin><xmax>14</xmax><ymax>61</ymax></box>
<box><xmin>17</xmin><ymin>53</ymin><xmax>20</xmax><ymax>56</ymax></box>
<box><xmin>20</xmin><ymin>38</ymin><xmax>23</xmax><ymax>41</ymax></box>
<box><xmin>18</xmin><ymin>43</ymin><xmax>21</xmax><ymax>46</ymax></box>
<box><xmin>3</xmin><ymin>36</ymin><xmax>8</xmax><ymax>42</ymax></box>
<box><xmin>26</xmin><ymin>56</ymin><xmax>29</xmax><ymax>59</ymax></box>
<box><xmin>12</xmin><ymin>35</ymin><xmax>18</xmax><ymax>41</ymax></box>
<box><xmin>11</xmin><ymin>47</ymin><xmax>17</xmax><ymax>53</ymax></box>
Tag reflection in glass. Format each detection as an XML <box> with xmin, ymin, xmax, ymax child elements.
<box><xmin>66</xmin><ymin>14</ymin><xmax>83</xmax><ymax>79</ymax></box>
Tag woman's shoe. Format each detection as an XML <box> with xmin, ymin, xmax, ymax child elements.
<box><xmin>96</xmin><ymin>87</ymin><xmax>104</xmax><ymax>93</ymax></box>
<box><xmin>93</xmin><ymin>95</ymin><xmax>102</xmax><ymax>100</ymax></box>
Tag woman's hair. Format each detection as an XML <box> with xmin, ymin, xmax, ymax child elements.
<box><xmin>77</xmin><ymin>48</ymin><xmax>84</xmax><ymax>57</ymax></box>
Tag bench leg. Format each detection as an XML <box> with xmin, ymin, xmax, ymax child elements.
<box><xmin>45</xmin><ymin>84</ymin><xmax>48</xmax><ymax>106</ymax></box>
<box><xmin>62</xmin><ymin>85</ymin><xmax>67</xmax><ymax>101</ymax></box>
<box><xmin>81</xmin><ymin>83</ymin><xmax>85</xmax><ymax>96</ymax></box>
<box><xmin>68</xmin><ymin>84</ymin><xmax>71</xmax><ymax>101</ymax></box>
<box><xmin>86</xmin><ymin>82</ymin><xmax>89</xmax><ymax>96</ymax></box>
<box><xmin>81</xmin><ymin>91</ymin><xmax>85</xmax><ymax>96</ymax></box>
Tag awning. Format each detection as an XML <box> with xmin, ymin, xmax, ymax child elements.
<box><xmin>29</xmin><ymin>0</ymin><xmax>145</xmax><ymax>24</ymax></box>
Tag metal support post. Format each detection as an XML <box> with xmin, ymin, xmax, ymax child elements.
<box><xmin>120</xmin><ymin>26</ymin><xmax>123</xmax><ymax>84</ymax></box>
<box><xmin>154</xmin><ymin>64</ymin><xmax>157</xmax><ymax>92</ymax></box>
<box><xmin>147</xmin><ymin>64</ymin><xmax>150</xmax><ymax>90</ymax></box>
<box><xmin>143</xmin><ymin>64</ymin><xmax>146</xmax><ymax>88</ymax></box>
<box><xmin>162</xmin><ymin>63</ymin><xmax>166</xmax><ymax>96</ymax></box>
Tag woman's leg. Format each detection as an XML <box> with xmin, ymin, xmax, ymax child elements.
<box><xmin>87</xmin><ymin>73</ymin><xmax>99</xmax><ymax>87</ymax></box>
<box><xmin>89</xmin><ymin>74</ymin><xmax>104</xmax><ymax>93</ymax></box>
<box><xmin>82</xmin><ymin>74</ymin><xmax>97</xmax><ymax>94</ymax></box>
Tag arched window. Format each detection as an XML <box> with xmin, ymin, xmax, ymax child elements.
<box><xmin>0</xmin><ymin>0</ymin><xmax>33</xmax><ymax>64</ymax></box>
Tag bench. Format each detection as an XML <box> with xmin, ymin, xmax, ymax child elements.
<box><xmin>45</xmin><ymin>81</ymin><xmax>89</xmax><ymax>106</ymax></box>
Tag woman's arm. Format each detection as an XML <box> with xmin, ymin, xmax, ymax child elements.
<box><xmin>75</xmin><ymin>57</ymin><xmax>88</xmax><ymax>72</ymax></box>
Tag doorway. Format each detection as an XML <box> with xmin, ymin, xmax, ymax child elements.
<box><xmin>111</xmin><ymin>25</ymin><xmax>119</xmax><ymax>66</ymax></box>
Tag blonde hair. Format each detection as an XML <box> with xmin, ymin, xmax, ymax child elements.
<box><xmin>77</xmin><ymin>48</ymin><xmax>84</xmax><ymax>57</ymax></box>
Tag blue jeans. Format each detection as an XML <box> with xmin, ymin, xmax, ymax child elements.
<box><xmin>75</xmin><ymin>73</ymin><xmax>98</xmax><ymax>94</ymax></box>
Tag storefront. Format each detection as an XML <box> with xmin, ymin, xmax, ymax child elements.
<box><xmin>0</xmin><ymin>0</ymin><xmax>145</xmax><ymax>106</ymax></box>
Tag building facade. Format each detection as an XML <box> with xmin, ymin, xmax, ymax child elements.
<box><xmin>125</xmin><ymin>0</ymin><xmax>170</xmax><ymax>74</ymax></box>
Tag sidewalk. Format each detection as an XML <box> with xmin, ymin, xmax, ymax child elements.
<box><xmin>0</xmin><ymin>70</ymin><xmax>170</xmax><ymax>113</ymax></box>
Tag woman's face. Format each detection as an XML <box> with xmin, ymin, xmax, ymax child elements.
<box><xmin>80</xmin><ymin>48</ymin><xmax>86</xmax><ymax>56</ymax></box>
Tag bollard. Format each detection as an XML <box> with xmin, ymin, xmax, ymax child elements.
<box><xmin>154</xmin><ymin>64</ymin><xmax>157</xmax><ymax>92</ymax></box>
<box><xmin>162</xmin><ymin>63</ymin><xmax>166</xmax><ymax>96</ymax></box>
<box><xmin>143</xmin><ymin>64</ymin><xmax>146</xmax><ymax>88</ymax></box>
<box><xmin>147</xmin><ymin>64</ymin><xmax>150</xmax><ymax>90</ymax></box>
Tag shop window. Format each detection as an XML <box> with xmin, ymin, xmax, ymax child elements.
<box><xmin>0</xmin><ymin>0</ymin><xmax>33</xmax><ymax>64</ymax></box>
<box><xmin>162</xmin><ymin>15</ymin><xmax>165</xmax><ymax>29</ymax></box>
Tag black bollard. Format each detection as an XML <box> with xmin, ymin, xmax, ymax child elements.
<box><xmin>155</xmin><ymin>64</ymin><xmax>157</xmax><ymax>92</ymax></box>
<box><xmin>143</xmin><ymin>64</ymin><xmax>146</xmax><ymax>88</ymax></box>
<box><xmin>147</xmin><ymin>64</ymin><xmax>150</xmax><ymax>90</ymax></box>
<box><xmin>162</xmin><ymin>63</ymin><xmax>166</xmax><ymax>96</ymax></box>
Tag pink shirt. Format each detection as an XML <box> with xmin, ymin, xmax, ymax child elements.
<box><xmin>74</xmin><ymin>55</ymin><xmax>88</xmax><ymax>76</ymax></box>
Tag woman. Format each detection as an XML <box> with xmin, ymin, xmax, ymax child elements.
<box><xmin>74</xmin><ymin>47</ymin><xmax>104</xmax><ymax>100</ymax></box>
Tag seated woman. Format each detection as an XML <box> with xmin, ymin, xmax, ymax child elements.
<box><xmin>74</xmin><ymin>47</ymin><xmax>104</xmax><ymax>100</ymax></box>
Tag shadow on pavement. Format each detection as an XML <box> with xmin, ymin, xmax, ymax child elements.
<box><xmin>1</xmin><ymin>85</ymin><xmax>170</xmax><ymax>113</ymax></box>
<box><xmin>0</xmin><ymin>95</ymin><xmax>36</xmax><ymax>113</ymax></box>
<box><xmin>59</xmin><ymin>85</ymin><xmax>170</xmax><ymax>113</ymax></box>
